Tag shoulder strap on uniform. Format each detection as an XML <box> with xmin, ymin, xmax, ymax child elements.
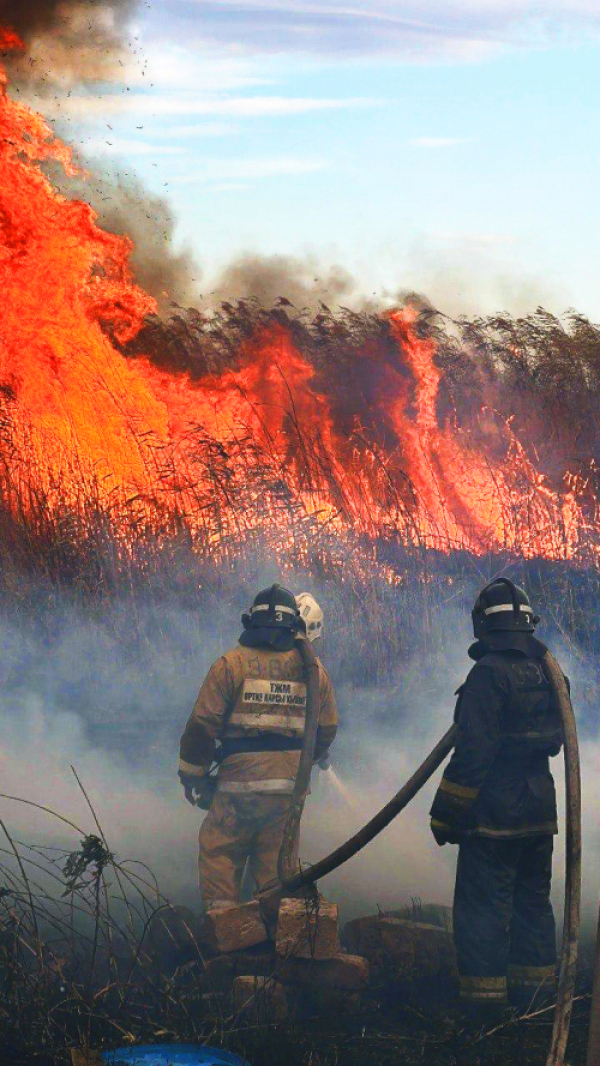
<box><xmin>277</xmin><ymin>638</ymin><xmax>320</xmax><ymax>885</ymax></box>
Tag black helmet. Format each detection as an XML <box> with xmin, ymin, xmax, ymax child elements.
<box><xmin>472</xmin><ymin>578</ymin><xmax>540</xmax><ymax>639</ymax></box>
<box><xmin>242</xmin><ymin>584</ymin><xmax>300</xmax><ymax>632</ymax></box>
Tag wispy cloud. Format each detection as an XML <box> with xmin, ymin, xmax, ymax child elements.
<box><xmin>173</xmin><ymin>1</ymin><xmax>600</xmax><ymax>60</ymax></box>
<box><xmin>211</xmin><ymin>182</ymin><xmax>252</xmax><ymax>191</ymax></box>
<box><xmin>158</xmin><ymin>121</ymin><xmax>239</xmax><ymax>138</ymax></box>
<box><xmin>85</xmin><ymin>137</ymin><xmax>187</xmax><ymax>158</ymax></box>
<box><xmin>173</xmin><ymin>156</ymin><xmax>327</xmax><ymax>184</ymax></box>
<box><xmin>125</xmin><ymin>42</ymin><xmax>269</xmax><ymax>93</ymax></box>
<box><xmin>429</xmin><ymin>230</ymin><xmax>518</xmax><ymax>247</ymax></box>
<box><xmin>39</xmin><ymin>92</ymin><xmax>377</xmax><ymax>120</ymax></box>
<box><xmin>409</xmin><ymin>136</ymin><xmax>468</xmax><ymax>148</ymax></box>
<box><xmin>199</xmin><ymin>95</ymin><xmax>378</xmax><ymax>116</ymax></box>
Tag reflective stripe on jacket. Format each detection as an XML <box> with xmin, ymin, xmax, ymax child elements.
<box><xmin>179</xmin><ymin>642</ymin><xmax>338</xmax><ymax>794</ymax></box>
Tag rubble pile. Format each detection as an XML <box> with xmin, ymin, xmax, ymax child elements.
<box><xmin>148</xmin><ymin>898</ymin><xmax>457</xmax><ymax>1023</ymax></box>
<box><xmin>200</xmin><ymin>895</ymin><xmax>365</xmax><ymax>1021</ymax></box>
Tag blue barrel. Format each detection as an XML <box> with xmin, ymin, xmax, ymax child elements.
<box><xmin>102</xmin><ymin>1046</ymin><xmax>249</xmax><ymax>1066</ymax></box>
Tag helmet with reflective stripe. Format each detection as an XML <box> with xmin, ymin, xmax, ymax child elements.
<box><xmin>472</xmin><ymin>578</ymin><xmax>540</xmax><ymax>638</ymax></box>
<box><xmin>241</xmin><ymin>583</ymin><xmax>301</xmax><ymax>632</ymax></box>
<box><xmin>296</xmin><ymin>592</ymin><xmax>324</xmax><ymax>641</ymax></box>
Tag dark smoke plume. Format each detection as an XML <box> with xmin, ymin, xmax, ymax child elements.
<box><xmin>1</xmin><ymin>3</ymin><xmax>367</xmax><ymax>319</ymax></box>
<box><xmin>2</xmin><ymin>0</ymin><xmax>197</xmax><ymax>307</ymax></box>
<box><xmin>207</xmin><ymin>253</ymin><xmax>361</xmax><ymax>316</ymax></box>
<box><xmin>49</xmin><ymin>161</ymin><xmax>202</xmax><ymax>310</ymax></box>
<box><xmin>97</xmin><ymin>173</ymin><xmax>201</xmax><ymax>311</ymax></box>
<box><xmin>1</xmin><ymin>0</ymin><xmax>137</xmax><ymax>87</ymax></box>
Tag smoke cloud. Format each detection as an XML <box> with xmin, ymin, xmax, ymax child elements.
<box><xmin>0</xmin><ymin>576</ymin><xmax>598</xmax><ymax>931</ymax></box>
<box><xmin>1</xmin><ymin>0</ymin><xmax>138</xmax><ymax>88</ymax></box>
<box><xmin>44</xmin><ymin>156</ymin><xmax>363</xmax><ymax>314</ymax></box>
<box><xmin>47</xmin><ymin>160</ymin><xmax>202</xmax><ymax>310</ymax></box>
<box><xmin>206</xmin><ymin>253</ymin><xmax>362</xmax><ymax>315</ymax></box>
<box><xmin>0</xmin><ymin>0</ymin><xmax>203</xmax><ymax>312</ymax></box>
<box><xmin>393</xmin><ymin>234</ymin><xmax>566</xmax><ymax>320</ymax></box>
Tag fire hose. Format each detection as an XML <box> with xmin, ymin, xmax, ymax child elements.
<box><xmin>277</xmin><ymin>636</ymin><xmax>322</xmax><ymax>886</ymax></box>
<box><xmin>543</xmin><ymin>652</ymin><xmax>582</xmax><ymax>1066</ymax></box>
<box><xmin>272</xmin><ymin>648</ymin><xmax>581</xmax><ymax>1066</ymax></box>
<box><xmin>587</xmin><ymin>902</ymin><xmax>600</xmax><ymax>1066</ymax></box>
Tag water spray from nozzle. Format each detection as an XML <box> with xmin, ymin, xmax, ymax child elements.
<box><xmin>324</xmin><ymin>765</ymin><xmax>358</xmax><ymax>810</ymax></box>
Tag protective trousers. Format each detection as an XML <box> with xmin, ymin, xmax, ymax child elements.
<box><xmin>198</xmin><ymin>792</ymin><xmax>298</xmax><ymax>908</ymax></box>
<box><xmin>454</xmin><ymin>835</ymin><xmax>557</xmax><ymax>1011</ymax></box>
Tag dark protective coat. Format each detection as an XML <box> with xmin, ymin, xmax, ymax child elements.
<box><xmin>430</xmin><ymin>632</ymin><xmax>566</xmax><ymax>1008</ymax></box>
<box><xmin>430</xmin><ymin>635</ymin><xmax>564</xmax><ymax>840</ymax></box>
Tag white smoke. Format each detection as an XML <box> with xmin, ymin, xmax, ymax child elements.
<box><xmin>0</xmin><ymin>587</ymin><xmax>598</xmax><ymax>934</ymax></box>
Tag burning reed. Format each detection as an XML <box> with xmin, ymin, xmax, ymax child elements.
<box><xmin>0</xmin><ymin>23</ymin><xmax>599</xmax><ymax>570</ymax></box>
<box><xmin>0</xmin><ymin>19</ymin><xmax>597</xmax><ymax>1066</ymax></box>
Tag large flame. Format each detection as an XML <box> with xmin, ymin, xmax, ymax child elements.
<box><xmin>0</xmin><ymin>33</ymin><xmax>167</xmax><ymax>506</ymax></box>
<box><xmin>0</xmin><ymin>38</ymin><xmax>594</xmax><ymax>566</ymax></box>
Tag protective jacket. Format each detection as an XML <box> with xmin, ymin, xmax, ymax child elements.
<box><xmin>430</xmin><ymin>636</ymin><xmax>564</xmax><ymax>840</ymax></box>
<box><xmin>179</xmin><ymin>641</ymin><xmax>338</xmax><ymax>795</ymax></box>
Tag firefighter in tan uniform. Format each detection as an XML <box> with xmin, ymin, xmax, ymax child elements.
<box><xmin>179</xmin><ymin>585</ymin><xmax>338</xmax><ymax>909</ymax></box>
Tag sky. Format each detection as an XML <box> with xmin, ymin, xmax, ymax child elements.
<box><xmin>21</xmin><ymin>1</ymin><xmax>600</xmax><ymax>317</ymax></box>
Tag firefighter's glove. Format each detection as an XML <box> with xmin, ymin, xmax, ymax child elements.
<box><xmin>430</xmin><ymin>820</ymin><xmax>462</xmax><ymax>846</ymax></box>
<box><xmin>317</xmin><ymin>754</ymin><xmax>331</xmax><ymax>771</ymax></box>
<box><xmin>179</xmin><ymin>772</ymin><xmax>215</xmax><ymax>811</ymax></box>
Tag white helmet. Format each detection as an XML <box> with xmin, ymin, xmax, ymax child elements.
<box><xmin>296</xmin><ymin>592</ymin><xmax>324</xmax><ymax>641</ymax></box>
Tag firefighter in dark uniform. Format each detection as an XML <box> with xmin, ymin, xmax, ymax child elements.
<box><xmin>430</xmin><ymin>579</ymin><xmax>565</xmax><ymax>1020</ymax></box>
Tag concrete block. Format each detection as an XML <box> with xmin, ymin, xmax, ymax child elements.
<box><xmin>276</xmin><ymin>896</ymin><xmax>339</xmax><ymax>960</ymax></box>
<box><xmin>202</xmin><ymin>901</ymin><xmax>268</xmax><ymax>955</ymax></box>
<box><xmin>281</xmin><ymin>953</ymin><xmax>370</xmax><ymax>990</ymax></box>
<box><xmin>342</xmin><ymin>916</ymin><xmax>457</xmax><ymax>981</ymax></box>
<box><xmin>232</xmin><ymin>975</ymin><xmax>288</xmax><ymax>1022</ymax></box>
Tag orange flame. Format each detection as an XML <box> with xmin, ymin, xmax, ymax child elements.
<box><xmin>0</xmin><ymin>28</ymin><xmax>24</xmax><ymax>53</ymax></box>
<box><xmin>387</xmin><ymin>308</ymin><xmax>581</xmax><ymax>556</ymax></box>
<box><xmin>0</xmin><ymin>44</ymin><xmax>594</xmax><ymax>565</ymax></box>
<box><xmin>0</xmin><ymin>45</ymin><xmax>168</xmax><ymax>501</ymax></box>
